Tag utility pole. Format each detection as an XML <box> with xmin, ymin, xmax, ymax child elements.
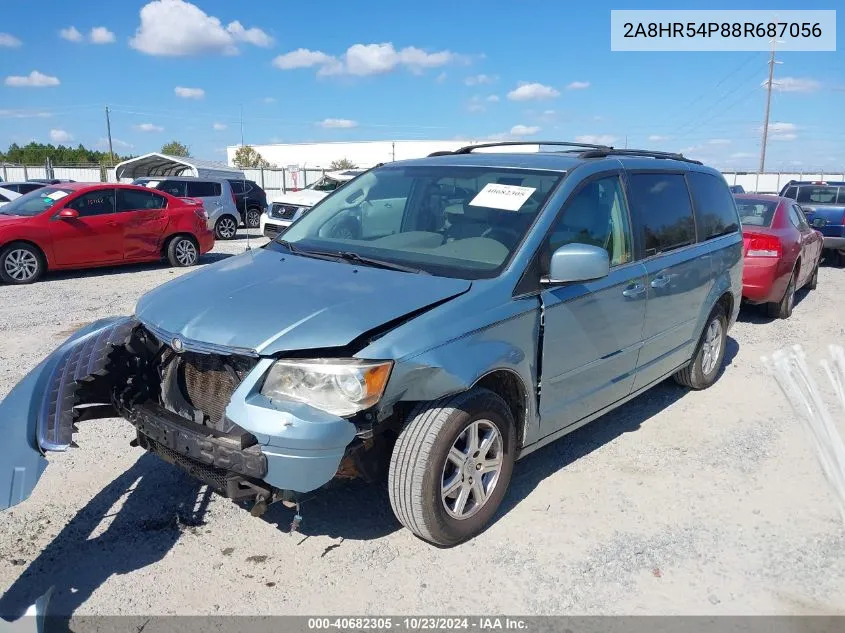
<box><xmin>391</xmin><ymin>141</ymin><xmax>396</xmax><ymax>162</ymax></box>
<box><xmin>759</xmin><ymin>36</ymin><xmax>777</xmax><ymax>173</ymax></box>
<box><xmin>104</xmin><ymin>106</ymin><xmax>115</xmax><ymax>166</ymax></box>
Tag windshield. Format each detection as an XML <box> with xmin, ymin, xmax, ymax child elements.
<box><xmin>277</xmin><ymin>165</ymin><xmax>564</xmax><ymax>279</ymax></box>
<box><xmin>0</xmin><ymin>186</ymin><xmax>73</xmax><ymax>217</ymax></box>
<box><xmin>308</xmin><ymin>177</ymin><xmax>341</xmax><ymax>192</ymax></box>
<box><xmin>735</xmin><ymin>199</ymin><xmax>778</xmax><ymax>228</ymax></box>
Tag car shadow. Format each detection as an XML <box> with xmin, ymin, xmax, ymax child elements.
<box><xmin>40</xmin><ymin>252</ymin><xmax>234</xmax><ymax>283</ymax></box>
<box><xmin>737</xmin><ymin>286</ymin><xmax>812</xmax><ymax>324</ymax></box>
<box><xmin>0</xmin><ymin>453</ymin><xmax>210</xmax><ymax>624</ymax></box>
<box><xmin>260</xmin><ymin>336</ymin><xmax>740</xmax><ymax>542</ymax></box>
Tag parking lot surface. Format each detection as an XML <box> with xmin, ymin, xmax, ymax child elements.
<box><xmin>1</xmin><ymin>232</ymin><xmax>844</xmax><ymax>617</ymax></box>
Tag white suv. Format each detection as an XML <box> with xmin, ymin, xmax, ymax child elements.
<box><xmin>260</xmin><ymin>170</ymin><xmax>363</xmax><ymax>239</ymax></box>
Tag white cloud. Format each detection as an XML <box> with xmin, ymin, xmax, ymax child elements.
<box><xmin>730</xmin><ymin>152</ymin><xmax>755</xmax><ymax>159</ymax></box>
<box><xmin>467</xmin><ymin>102</ymin><xmax>486</xmax><ymax>114</ymax></box>
<box><xmin>707</xmin><ymin>138</ymin><xmax>731</xmax><ymax>145</ymax></box>
<box><xmin>49</xmin><ymin>129</ymin><xmax>73</xmax><ymax>143</ymax></box>
<box><xmin>648</xmin><ymin>135</ymin><xmax>669</xmax><ymax>141</ymax></box>
<box><xmin>226</xmin><ymin>20</ymin><xmax>273</xmax><ymax>47</ymax></box>
<box><xmin>766</xmin><ymin>76</ymin><xmax>821</xmax><ymax>93</ymax></box>
<box><xmin>510</xmin><ymin>125</ymin><xmax>541</xmax><ymax>136</ymax></box>
<box><xmin>262</xmin><ymin>97</ymin><xmax>276</xmax><ymax>103</ymax></box>
<box><xmin>212</xmin><ymin>122</ymin><xmax>227</xmax><ymax>131</ymax></box>
<box><xmin>98</xmin><ymin>137</ymin><xmax>134</xmax><ymax>150</ymax></box>
<box><xmin>317</xmin><ymin>118</ymin><xmax>358</xmax><ymax>129</ymax></box>
<box><xmin>135</xmin><ymin>122</ymin><xmax>164</xmax><ymax>132</ymax></box>
<box><xmin>174</xmin><ymin>86</ymin><xmax>205</xmax><ymax>99</ymax></box>
<box><xmin>0</xmin><ymin>33</ymin><xmax>22</xmax><ymax>47</ymax></box>
<box><xmin>5</xmin><ymin>71</ymin><xmax>60</xmax><ymax>87</ymax></box>
<box><xmin>771</xmin><ymin>133</ymin><xmax>797</xmax><ymax>141</ymax></box>
<box><xmin>273</xmin><ymin>48</ymin><xmax>335</xmax><ymax>69</ymax></box>
<box><xmin>89</xmin><ymin>27</ymin><xmax>116</xmax><ymax>44</ymax></box>
<box><xmin>465</xmin><ymin>74</ymin><xmax>496</xmax><ymax>86</ymax></box>
<box><xmin>59</xmin><ymin>26</ymin><xmax>83</xmax><ymax>42</ymax></box>
<box><xmin>486</xmin><ymin>94</ymin><xmax>500</xmax><ymax>102</ymax></box>
<box><xmin>0</xmin><ymin>109</ymin><xmax>52</xmax><ymax>118</ymax></box>
<box><xmin>507</xmin><ymin>82</ymin><xmax>560</xmax><ymax>101</ymax></box>
<box><xmin>130</xmin><ymin>0</ymin><xmax>272</xmax><ymax>56</ymax></box>
<box><xmin>575</xmin><ymin>134</ymin><xmax>617</xmax><ymax>145</ymax></box>
<box><xmin>435</xmin><ymin>72</ymin><xmax>447</xmax><ymax>83</ymax></box>
<box><xmin>275</xmin><ymin>42</ymin><xmax>465</xmax><ymax>77</ymax></box>
<box><xmin>566</xmin><ymin>81</ymin><xmax>590</xmax><ymax>90</ymax></box>
<box><xmin>768</xmin><ymin>122</ymin><xmax>797</xmax><ymax>133</ymax></box>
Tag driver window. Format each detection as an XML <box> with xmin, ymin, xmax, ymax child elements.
<box><xmin>544</xmin><ymin>175</ymin><xmax>632</xmax><ymax>271</ymax></box>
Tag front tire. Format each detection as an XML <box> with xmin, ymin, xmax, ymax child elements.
<box><xmin>245</xmin><ymin>208</ymin><xmax>262</xmax><ymax>229</ymax></box>
<box><xmin>673</xmin><ymin>303</ymin><xmax>727</xmax><ymax>390</ymax></box>
<box><xmin>215</xmin><ymin>215</ymin><xmax>238</xmax><ymax>240</ymax></box>
<box><xmin>166</xmin><ymin>235</ymin><xmax>199</xmax><ymax>267</ymax></box>
<box><xmin>0</xmin><ymin>241</ymin><xmax>45</xmax><ymax>284</ymax></box>
<box><xmin>388</xmin><ymin>388</ymin><xmax>516</xmax><ymax>547</ymax></box>
<box><xmin>807</xmin><ymin>261</ymin><xmax>819</xmax><ymax>290</ymax></box>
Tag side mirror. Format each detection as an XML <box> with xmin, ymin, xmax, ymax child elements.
<box><xmin>542</xmin><ymin>243</ymin><xmax>610</xmax><ymax>285</ymax></box>
<box><xmin>57</xmin><ymin>208</ymin><xmax>79</xmax><ymax>219</ymax></box>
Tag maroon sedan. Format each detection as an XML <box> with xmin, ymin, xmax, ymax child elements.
<box><xmin>0</xmin><ymin>183</ymin><xmax>215</xmax><ymax>284</ymax></box>
<box><xmin>735</xmin><ymin>194</ymin><xmax>823</xmax><ymax>319</ymax></box>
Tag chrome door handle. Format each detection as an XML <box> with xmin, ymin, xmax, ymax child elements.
<box><xmin>622</xmin><ymin>282</ymin><xmax>646</xmax><ymax>298</ymax></box>
<box><xmin>651</xmin><ymin>274</ymin><xmax>671</xmax><ymax>289</ymax></box>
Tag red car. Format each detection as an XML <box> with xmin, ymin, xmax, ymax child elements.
<box><xmin>0</xmin><ymin>183</ymin><xmax>215</xmax><ymax>284</ymax></box>
<box><xmin>736</xmin><ymin>194</ymin><xmax>823</xmax><ymax>319</ymax></box>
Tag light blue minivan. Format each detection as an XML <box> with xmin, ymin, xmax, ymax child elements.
<box><xmin>1</xmin><ymin>142</ymin><xmax>742</xmax><ymax>546</ymax></box>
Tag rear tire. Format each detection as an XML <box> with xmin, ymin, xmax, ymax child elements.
<box><xmin>215</xmin><ymin>215</ymin><xmax>238</xmax><ymax>240</ymax></box>
<box><xmin>166</xmin><ymin>235</ymin><xmax>199</xmax><ymax>267</ymax></box>
<box><xmin>245</xmin><ymin>207</ymin><xmax>262</xmax><ymax>229</ymax></box>
<box><xmin>766</xmin><ymin>270</ymin><xmax>795</xmax><ymax>319</ymax></box>
<box><xmin>673</xmin><ymin>303</ymin><xmax>727</xmax><ymax>390</ymax></box>
<box><xmin>388</xmin><ymin>388</ymin><xmax>516</xmax><ymax>547</ymax></box>
<box><xmin>0</xmin><ymin>241</ymin><xmax>45</xmax><ymax>285</ymax></box>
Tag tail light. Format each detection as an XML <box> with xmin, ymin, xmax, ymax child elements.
<box><xmin>745</xmin><ymin>232</ymin><xmax>782</xmax><ymax>258</ymax></box>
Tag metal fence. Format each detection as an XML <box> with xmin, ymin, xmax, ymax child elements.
<box><xmin>3</xmin><ymin>163</ymin><xmax>844</xmax><ymax>198</ymax></box>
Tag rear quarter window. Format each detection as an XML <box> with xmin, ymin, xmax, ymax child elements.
<box><xmin>627</xmin><ymin>172</ymin><xmax>696</xmax><ymax>256</ymax></box>
<box><xmin>186</xmin><ymin>181</ymin><xmax>221</xmax><ymax>197</ymax></box>
<box><xmin>687</xmin><ymin>172</ymin><xmax>739</xmax><ymax>240</ymax></box>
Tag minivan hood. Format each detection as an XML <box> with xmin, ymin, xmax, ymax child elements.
<box><xmin>135</xmin><ymin>248</ymin><xmax>471</xmax><ymax>355</ymax></box>
<box><xmin>269</xmin><ymin>190</ymin><xmax>326</xmax><ymax>207</ymax></box>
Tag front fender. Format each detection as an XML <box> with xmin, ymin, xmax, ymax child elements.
<box><xmin>0</xmin><ymin>316</ymin><xmax>134</xmax><ymax>510</ymax></box>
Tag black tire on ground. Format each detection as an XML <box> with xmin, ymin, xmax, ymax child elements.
<box><xmin>766</xmin><ymin>269</ymin><xmax>796</xmax><ymax>319</ymax></box>
<box><xmin>214</xmin><ymin>215</ymin><xmax>238</xmax><ymax>240</ymax></box>
<box><xmin>807</xmin><ymin>261</ymin><xmax>819</xmax><ymax>290</ymax></box>
<box><xmin>673</xmin><ymin>302</ymin><xmax>728</xmax><ymax>390</ymax></box>
<box><xmin>0</xmin><ymin>241</ymin><xmax>46</xmax><ymax>285</ymax></box>
<box><xmin>245</xmin><ymin>207</ymin><xmax>262</xmax><ymax>229</ymax></box>
<box><xmin>166</xmin><ymin>235</ymin><xmax>199</xmax><ymax>267</ymax></box>
<box><xmin>388</xmin><ymin>388</ymin><xmax>516</xmax><ymax>547</ymax></box>
<box><xmin>838</xmin><ymin>250</ymin><xmax>845</xmax><ymax>267</ymax></box>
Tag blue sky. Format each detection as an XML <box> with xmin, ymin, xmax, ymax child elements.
<box><xmin>0</xmin><ymin>0</ymin><xmax>842</xmax><ymax>171</ymax></box>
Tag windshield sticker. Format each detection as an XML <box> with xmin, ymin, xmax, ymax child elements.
<box><xmin>45</xmin><ymin>191</ymin><xmax>69</xmax><ymax>201</ymax></box>
<box><xmin>469</xmin><ymin>183</ymin><xmax>536</xmax><ymax>211</ymax></box>
<box><xmin>145</xmin><ymin>180</ymin><xmax>160</xmax><ymax>188</ymax></box>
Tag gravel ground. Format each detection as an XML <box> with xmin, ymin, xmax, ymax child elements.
<box><xmin>1</xmin><ymin>232</ymin><xmax>844</xmax><ymax>618</ymax></box>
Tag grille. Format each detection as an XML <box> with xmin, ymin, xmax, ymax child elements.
<box><xmin>271</xmin><ymin>203</ymin><xmax>298</xmax><ymax>220</ymax></box>
<box><xmin>180</xmin><ymin>352</ymin><xmax>255</xmax><ymax>429</ymax></box>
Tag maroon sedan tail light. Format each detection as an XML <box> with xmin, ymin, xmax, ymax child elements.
<box><xmin>745</xmin><ymin>232</ymin><xmax>783</xmax><ymax>258</ymax></box>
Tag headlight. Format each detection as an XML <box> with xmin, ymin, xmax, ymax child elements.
<box><xmin>261</xmin><ymin>358</ymin><xmax>393</xmax><ymax>417</ymax></box>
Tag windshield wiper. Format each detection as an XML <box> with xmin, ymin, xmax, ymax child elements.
<box><xmin>334</xmin><ymin>251</ymin><xmax>427</xmax><ymax>274</ymax></box>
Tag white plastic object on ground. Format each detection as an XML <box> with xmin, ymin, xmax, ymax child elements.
<box><xmin>764</xmin><ymin>344</ymin><xmax>845</xmax><ymax>525</ymax></box>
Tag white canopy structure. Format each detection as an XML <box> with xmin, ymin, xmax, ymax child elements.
<box><xmin>114</xmin><ymin>153</ymin><xmax>244</xmax><ymax>180</ymax></box>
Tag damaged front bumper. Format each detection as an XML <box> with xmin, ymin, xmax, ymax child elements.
<box><xmin>0</xmin><ymin>316</ymin><xmax>361</xmax><ymax>511</ymax></box>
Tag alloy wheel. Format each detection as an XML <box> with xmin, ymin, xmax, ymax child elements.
<box><xmin>441</xmin><ymin>419</ymin><xmax>504</xmax><ymax>520</ymax></box>
<box><xmin>246</xmin><ymin>210</ymin><xmax>261</xmax><ymax>228</ymax></box>
<box><xmin>700</xmin><ymin>318</ymin><xmax>723</xmax><ymax>376</ymax></box>
<box><xmin>217</xmin><ymin>217</ymin><xmax>237</xmax><ymax>239</ymax></box>
<box><xmin>175</xmin><ymin>239</ymin><xmax>198</xmax><ymax>265</ymax></box>
<box><xmin>4</xmin><ymin>249</ymin><xmax>38</xmax><ymax>282</ymax></box>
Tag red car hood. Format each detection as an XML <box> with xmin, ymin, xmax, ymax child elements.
<box><xmin>0</xmin><ymin>214</ymin><xmax>32</xmax><ymax>228</ymax></box>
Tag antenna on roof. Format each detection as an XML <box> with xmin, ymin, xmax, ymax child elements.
<box><xmin>240</xmin><ymin>103</ymin><xmax>252</xmax><ymax>253</ymax></box>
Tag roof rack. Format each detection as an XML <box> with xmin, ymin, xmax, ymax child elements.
<box><xmin>576</xmin><ymin>148</ymin><xmax>703</xmax><ymax>165</ymax></box>
<box><xmin>428</xmin><ymin>140</ymin><xmax>612</xmax><ymax>157</ymax></box>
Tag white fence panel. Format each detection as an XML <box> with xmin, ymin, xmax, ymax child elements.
<box><xmin>53</xmin><ymin>166</ymin><xmax>101</xmax><ymax>182</ymax></box>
